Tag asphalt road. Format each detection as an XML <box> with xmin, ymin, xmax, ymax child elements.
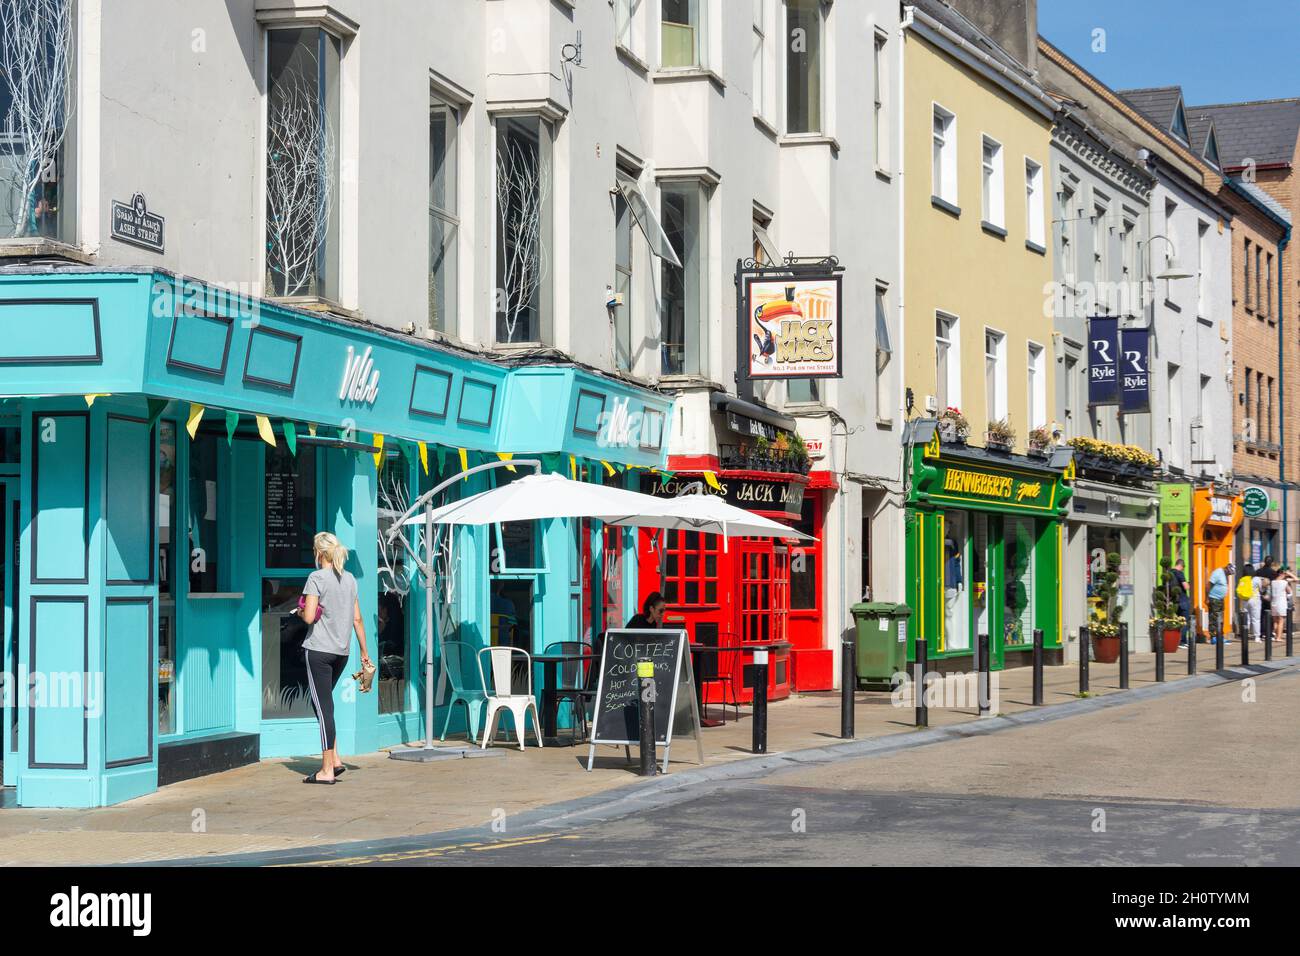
<box><xmin>219</xmin><ymin>665</ymin><xmax>1300</xmax><ymax>866</ymax></box>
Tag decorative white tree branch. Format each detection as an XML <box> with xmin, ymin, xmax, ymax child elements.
<box><xmin>265</xmin><ymin>67</ymin><xmax>334</xmax><ymax>297</ymax></box>
<box><xmin>0</xmin><ymin>0</ymin><xmax>74</xmax><ymax>239</ymax></box>
<box><xmin>496</xmin><ymin>137</ymin><xmax>549</xmax><ymax>341</ymax></box>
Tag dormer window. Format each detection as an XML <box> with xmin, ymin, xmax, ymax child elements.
<box><xmin>1171</xmin><ymin>100</ymin><xmax>1189</xmax><ymax>143</ymax></box>
<box><xmin>1204</xmin><ymin>128</ymin><xmax>1221</xmax><ymax>168</ymax></box>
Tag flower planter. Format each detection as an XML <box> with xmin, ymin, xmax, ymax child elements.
<box><xmin>1092</xmin><ymin>633</ymin><xmax>1120</xmax><ymax>663</ymax></box>
<box><xmin>985</xmin><ymin>440</ymin><xmax>1013</xmax><ymax>455</ymax></box>
<box><xmin>1161</xmin><ymin>628</ymin><xmax>1182</xmax><ymax>653</ymax></box>
<box><xmin>1026</xmin><ymin>444</ymin><xmax>1049</xmax><ymax>459</ymax></box>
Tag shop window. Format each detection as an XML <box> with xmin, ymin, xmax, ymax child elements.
<box><xmin>942</xmin><ymin>510</ymin><xmax>970</xmax><ymax>652</ymax></box>
<box><xmin>429</xmin><ymin>98</ymin><xmax>459</xmax><ymax>334</ymax></box>
<box><xmin>265</xmin><ymin>27</ymin><xmax>342</xmax><ymax>300</ymax></box>
<box><xmin>662</xmin><ymin>530</ymin><xmax>720</xmax><ymax>608</ymax></box>
<box><xmin>785</xmin><ymin>0</ymin><xmax>822</xmax><ymax>134</ymax></box>
<box><xmin>187</xmin><ymin>432</ymin><xmax>229</xmax><ymax>593</ymax></box>
<box><xmin>262</xmin><ymin>577</ymin><xmax>315</xmax><ymax>719</ymax></box>
<box><xmin>264</xmin><ymin>444</ymin><xmax>318</xmax><ymax>570</ymax></box>
<box><xmin>660</xmin><ymin>179</ymin><xmax>708</xmax><ymax>376</ymax></box>
<box><xmin>1003</xmin><ymin>516</ymin><xmax>1036</xmax><ymax>648</ymax></box>
<box><xmin>377</xmin><ymin>450</ymin><xmax>413</xmax><ymax>714</ymax></box>
<box><xmin>158</xmin><ymin>421</ymin><xmax>178</xmax><ymax>735</ymax></box>
<box><xmin>790</xmin><ymin>496</ymin><xmax>819</xmax><ymax>611</ymax></box>
<box><xmin>0</xmin><ymin>0</ymin><xmax>76</xmax><ymax>244</ymax></box>
<box><xmin>495</xmin><ymin>113</ymin><xmax>553</xmax><ymax>344</ymax></box>
<box><xmin>972</xmin><ymin>513</ymin><xmax>990</xmax><ymax>646</ymax></box>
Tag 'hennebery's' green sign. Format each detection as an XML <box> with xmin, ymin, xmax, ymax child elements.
<box><xmin>923</xmin><ymin>459</ymin><xmax>1057</xmax><ymax>513</ymax></box>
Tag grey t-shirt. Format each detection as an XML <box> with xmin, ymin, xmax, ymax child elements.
<box><xmin>302</xmin><ymin>568</ymin><xmax>357</xmax><ymax>656</ymax></box>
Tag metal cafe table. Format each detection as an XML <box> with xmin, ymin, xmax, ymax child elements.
<box><xmin>533</xmin><ymin>650</ymin><xmax>594</xmax><ymax>745</ymax></box>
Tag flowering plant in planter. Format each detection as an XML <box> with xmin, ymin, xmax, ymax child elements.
<box><xmin>1067</xmin><ymin>436</ymin><xmax>1159</xmax><ymax>470</ymax></box>
<box><xmin>985</xmin><ymin>417</ymin><xmax>1016</xmax><ymax>448</ymax></box>
<box><xmin>1027</xmin><ymin>426</ymin><xmax>1053</xmax><ymax>451</ymax></box>
<box><xmin>1089</xmin><ymin>551</ymin><xmax>1123</xmax><ymax>659</ymax></box>
<box><xmin>937</xmin><ymin>407</ymin><xmax>969</xmax><ymax>442</ymax></box>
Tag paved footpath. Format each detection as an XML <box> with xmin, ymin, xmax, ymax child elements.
<box><xmin>0</xmin><ymin>639</ymin><xmax>1293</xmax><ymax>865</ymax></box>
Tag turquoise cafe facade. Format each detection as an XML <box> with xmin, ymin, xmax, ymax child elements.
<box><xmin>0</xmin><ymin>266</ymin><xmax>670</xmax><ymax>808</ymax></box>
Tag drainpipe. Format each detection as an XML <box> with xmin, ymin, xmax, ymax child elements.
<box><xmin>897</xmin><ymin>5</ymin><xmax>912</xmax><ymax>611</ymax></box>
<box><xmin>1280</xmin><ymin>225</ymin><xmax>1291</xmax><ymax>564</ymax></box>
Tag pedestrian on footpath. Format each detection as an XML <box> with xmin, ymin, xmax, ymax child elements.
<box><xmin>1171</xmin><ymin>558</ymin><xmax>1192</xmax><ymax>647</ymax></box>
<box><xmin>1270</xmin><ymin>568</ymin><xmax>1293</xmax><ymax>645</ymax></box>
<box><xmin>1239</xmin><ymin>564</ymin><xmax>1262</xmax><ymax>641</ymax></box>
<box><xmin>1207</xmin><ymin>563</ymin><xmax>1232</xmax><ymax>645</ymax></box>
<box><xmin>296</xmin><ymin>531</ymin><xmax>371</xmax><ymax>785</ymax></box>
<box><xmin>1258</xmin><ymin>556</ymin><xmax>1277</xmax><ymax>629</ymax></box>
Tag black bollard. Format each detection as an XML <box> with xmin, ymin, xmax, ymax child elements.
<box><xmin>1265</xmin><ymin>611</ymin><xmax>1273</xmax><ymax>661</ymax></box>
<box><xmin>840</xmin><ymin>639</ymin><xmax>856</xmax><ymax>739</ymax></box>
<box><xmin>1288</xmin><ymin>607</ymin><xmax>1294</xmax><ymax>657</ymax></box>
<box><xmin>1187</xmin><ymin>618</ymin><xmax>1197</xmax><ymax>675</ymax></box>
<box><xmin>1119</xmin><ymin>622</ymin><xmax>1130</xmax><ymax>689</ymax></box>
<box><xmin>1154</xmin><ymin>622</ymin><xmax>1165</xmax><ymax>683</ymax></box>
<box><xmin>915</xmin><ymin>637</ymin><xmax>929</xmax><ymax>728</ymax></box>
<box><xmin>1079</xmin><ymin>626</ymin><xmax>1090</xmax><ymax>694</ymax></box>
<box><xmin>637</xmin><ymin>659</ymin><xmax>656</xmax><ymax>776</ymax></box>
<box><xmin>752</xmin><ymin>648</ymin><xmax>769</xmax><ymax>755</ymax></box>
<box><xmin>1032</xmin><ymin>628</ymin><xmax>1044</xmax><ymax>705</ymax></box>
<box><xmin>977</xmin><ymin>632</ymin><xmax>991</xmax><ymax>716</ymax></box>
<box><xmin>1227</xmin><ymin>607</ymin><xmax>1242</xmax><ymax>671</ymax></box>
<box><xmin>1241</xmin><ymin>615</ymin><xmax>1250</xmax><ymax>666</ymax></box>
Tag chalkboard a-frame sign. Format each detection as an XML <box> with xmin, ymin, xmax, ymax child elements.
<box><xmin>586</xmin><ymin>629</ymin><xmax>704</xmax><ymax>773</ymax></box>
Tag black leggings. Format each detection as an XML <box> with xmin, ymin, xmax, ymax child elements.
<box><xmin>305</xmin><ymin>649</ymin><xmax>348</xmax><ymax>751</ymax></box>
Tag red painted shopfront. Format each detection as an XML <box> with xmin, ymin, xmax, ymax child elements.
<box><xmin>636</xmin><ymin>461</ymin><xmax>833</xmax><ymax>705</ymax></box>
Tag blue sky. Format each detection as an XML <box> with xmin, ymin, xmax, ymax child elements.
<box><xmin>1037</xmin><ymin>0</ymin><xmax>1300</xmax><ymax>106</ymax></box>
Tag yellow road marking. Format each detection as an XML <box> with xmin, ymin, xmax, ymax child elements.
<box><xmin>275</xmin><ymin>833</ymin><xmax>580</xmax><ymax>867</ymax></box>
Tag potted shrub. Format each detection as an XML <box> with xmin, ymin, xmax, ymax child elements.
<box><xmin>1151</xmin><ymin>558</ymin><xmax>1185</xmax><ymax>653</ymax></box>
<box><xmin>985</xmin><ymin>417</ymin><xmax>1015</xmax><ymax>452</ymax></box>
<box><xmin>937</xmin><ymin>407</ymin><xmax>969</xmax><ymax>444</ymax></box>
<box><xmin>753</xmin><ymin>434</ymin><xmax>771</xmax><ymax>470</ymax></box>
<box><xmin>788</xmin><ymin>432</ymin><xmax>811</xmax><ymax>474</ymax></box>
<box><xmin>1089</xmin><ymin>551</ymin><xmax>1122</xmax><ymax>663</ymax></box>
<box><xmin>773</xmin><ymin>431</ymin><xmax>790</xmax><ymax>468</ymax></box>
<box><xmin>1027</xmin><ymin>426</ymin><xmax>1052</xmax><ymax>457</ymax></box>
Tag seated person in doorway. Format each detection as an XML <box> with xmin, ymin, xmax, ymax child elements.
<box><xmin>626</xmin><ymin>591</ymin><xmax>667</xmax><ymax>630</ymax></box>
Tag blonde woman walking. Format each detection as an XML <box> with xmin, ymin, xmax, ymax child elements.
<box><xmin>297</xmin><ymin>532</ymin><xmax>371</xmax><ymax>784</ymax></box>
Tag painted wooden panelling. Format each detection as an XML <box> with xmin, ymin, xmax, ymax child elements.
<box><xmin>104</xmin><ymin>598</ymin><xmax>153</xmax><ymax>767</ymax></box>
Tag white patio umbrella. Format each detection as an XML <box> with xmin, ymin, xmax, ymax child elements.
<box><xmin>611</xmin><ymin>487</ymin><xmax>816</xmax><ymax>544</ymax></box>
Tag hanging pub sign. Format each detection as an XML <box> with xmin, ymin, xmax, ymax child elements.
<box><xmin>1119</xmin><ymin>326</ymin><xmax>1150</xmax><ymax>414</ymax></box>
<box><xmin>742</xmin><ymin>271</ymin><xmax>843</xmax><ymax>380</ymax></box>
<box><xmin>1087</xmin><ymin>315</ymin><xmax>1119</xmax><ymax>405</ymax></box>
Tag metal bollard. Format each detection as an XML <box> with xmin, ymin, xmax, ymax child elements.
<box><xmin>840</xmin><ymin>639</ymin><xmax>856</xmax><ymax>739</ymax></box>
<box><xmin>1079</xmin><ymin>626</ymin><xmax>1090</xmax><ymax>694</ymax></box>
<box><xmin>1227</xmin><ymin>608</ymin><xmax>1242</xmax><ymax>671</ymax></box>
<box><xmin>1032</xmin><ymin>628</ymin><xmax>1044</xmax><ymax>705</ymax></box>
<box><xmin>1265</xmin><ymin>612</ymin><xmax>1273</xmax><ymax>661</ymax></box>
<box><xmin>1154</xmin><ymin>622</ymin><xmax>1165</xmax><ymax>683</ymax></box>
<box><xmin>1187</xmin><ymin>620</ymin><xmax>1197</xmax><ymax>675</ymax></box>
<box><xmin>1288</xmin><ymin>607</ymin><xmax>1294</xmax><ymax>657</ymax></box>
<box><xmin>1119</xmin><ymin>622</ymin><xmax>1130</xmax><ymax>689</ymax></box>
<box><xmin>1241</xmin><ymin>616</ymin><xmax>1250</xmax><ymax>667</ymax></box>
<box><xmin>915</xmin><ymin>637</ymin><xmax>929</xmax><ymax>728</ymax></box>
<box><xmin>977</xmin><ymin>632</ymin><xmax>991</xmax><ymax>716</ymax></box>
<box><xmin>752</xmin><ymin>648</ymin><xmax>769</xmax><ymax>755</ymax></box>
<box><xmin>637</xmin><ymin>659</ymin><xmax>656</xmax><ymax>777</ymax></box>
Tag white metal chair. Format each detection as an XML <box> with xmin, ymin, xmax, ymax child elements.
<box><xmin>476</xmin><ymin>646</ymin><xmax>544</xmax><ymax>750</ymax></box>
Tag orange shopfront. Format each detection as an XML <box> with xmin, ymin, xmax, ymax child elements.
<box><xmin>1190</xmin><ymin>487</ymin><xmax>1244</xmax><ymax>639</ymax></box>
<box><xmin>636</xmin><ymin>463</ymin><xmax>831</xmax><ymax>705</ymax></box>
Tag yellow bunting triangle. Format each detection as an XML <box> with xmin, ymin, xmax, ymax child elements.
<box><xmin>186</xmin><ymin>403</ymin><xmax>205</xmax><ymax>440</ymax></box>
<box><xmin>84</xmin><ymin>393</ymin><xmax>111</xmax><ymax>407</ymax></box>
<box><xmin>601</xmin><ymin>460</ymin><xmax>615</xmax><ymax>477</ymax></box>
<box><xmin>497</xmin><ymin>452</ymin><xmax>516</xmax><ymax>473</ymax></box>
<box><xmin>255</xmin><ymin>415</ymin><xmax>277</xmax><ymax>447</ymax></box>
<box><xmin>373</xmin><ymin>434</ymin><xmax>385</xmax><ymax>470</ymax></box>
<box><xmin>458</xmin><ymin>447</ymin><xmax>468</xmax><ymax>481</ymax></box>
<box><xmin>704</xmin><ymin>470</ymin><xmax>722</xmax><ymax>491</ymax></box>
<box><xmin>569</xmin><ymin>455</ymin><xmax>577</xmax><ymax>480</ymax></box>
<box><xmin>417</xmin><ymin>441</ymin><xmax>429</xmax><ymax>475</ymax></box>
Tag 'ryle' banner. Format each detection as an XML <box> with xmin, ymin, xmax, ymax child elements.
<box><xmin>1087</xmin><ymin>316</ymin><xmax>1119</xmax><ymax>405</ymax></box>
<box><xmin>1119</xmin><ymin>326</ymin><xmax>1150</xmax><ymax>413</ymax></box>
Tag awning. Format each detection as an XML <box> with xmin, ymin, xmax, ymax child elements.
<box><xmin>711</xmin><ymin>392</ymin><xmax>796</xmax><ymax>440</ymax></box>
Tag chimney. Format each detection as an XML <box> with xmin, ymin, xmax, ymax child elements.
<box><xmin>946</xmin><ymin>0</ymin><xmax>1037</xmax><ymax>75</ymax></box>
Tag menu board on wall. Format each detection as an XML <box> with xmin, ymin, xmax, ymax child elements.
<box><xmin>265</xmin><ymin>446</ymin><xmax>316</xmax><ymax>569</ymax></box>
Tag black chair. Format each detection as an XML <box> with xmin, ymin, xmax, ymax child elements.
<box><xmin>695</xmin><ymin>624</ymin><xmax>740</xmax><ymax>724</ymax></box>
<box><xmin>544</xmin><ymin>640</ymin><xmax>596</xmax><ymax>741</ymax></box>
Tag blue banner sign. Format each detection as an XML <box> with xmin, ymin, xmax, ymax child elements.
<box><xmin>1119</xmin><ymin>326</ymin><xmax>1150</xmax><ymax>414</ymax></box>
<box><xmin>1087</xmin><ymin>316</ymin><xmax>1119</xmax><ymax>406</ymax></box>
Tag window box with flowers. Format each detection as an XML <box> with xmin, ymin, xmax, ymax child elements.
<box><xmin>1026</xmin><ymin>426</ymin><xmax>1053</xmax><ymax>458</ymax></box>
<box><xmin>937</xmin><ymin>407</ymin><xmax>969</xmax><ymax>445</ymax></box>
<box><xmin>1067</xmin><ymin>437</ymin><xmax>1158</xmax><ymax>485</ymax></box>
<box><xmin>984</xmin><ymin>418</ymin><xmax>1015</xmax><ymax>453</ymax></box>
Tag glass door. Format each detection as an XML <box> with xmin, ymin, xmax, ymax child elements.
<box><xmin>972</xmin><ymin>513</ymin><xmax>990</xmax><ymax>655</ymax></box>
<box><xmin>1</xmin><ymin>480</ymin><xmax>16</xmax><ymax>784</ymax></box>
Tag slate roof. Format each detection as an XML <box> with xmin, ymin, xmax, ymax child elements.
<box><xmin>1118</xmin><ymin>86</ymin><xmax>1186</xmax><ymax>140</ymax></box>
<box><xmin>911</xmin><ymin>0</ymin><xmax>1036</xmax><ymax>81</ymax></box>
<box><xmin>1187</xmin><ymin>99</ymin><xmax>1300</xmax><ymax>168</ymax></box>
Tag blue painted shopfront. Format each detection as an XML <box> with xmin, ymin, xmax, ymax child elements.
<box><xmin>0</xmin><ymin>268</ymin><xmax>670</xmax><ymax>807</ymax></box>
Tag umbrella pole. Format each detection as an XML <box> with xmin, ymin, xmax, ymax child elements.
<box><xmin>424</xmin><ymin>505</ymin><xmax>435</xmax><ymax>749</ymax></box>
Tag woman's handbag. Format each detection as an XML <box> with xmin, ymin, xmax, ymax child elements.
<box><xmin>297</xmin><ymin>595</ymin><xmax>322</xmax><ymax>624</ymax></box>
<box><xmin>352</xmin><ymin>660</ymin><xmax>377</xmax><ymax>693</ymax></box>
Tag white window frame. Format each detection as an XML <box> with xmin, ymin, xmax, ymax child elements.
<box><xmin>660</xmin><ymin>0</ymin><xmax>707</xmax><ymax>70</ymax></box>
<box><xmin>1027</xmin><ymin>341</ymin><xmax>1046</xmax><ymax>430</ymax></box>
<box><xmin>984</xmin><ymin>327</ymin><xmax>1007</xmax><ymax>424</ymax></box>
<box><xmin>752</xmin><ymin>0</ymin><xmax>773</xmax><ymax>121</ymax></box>
<box><xmin>429</xmin><ymin>96</ymin><xmax>460</xmax><ymax>335</ymax></box>
<box><xmin>981</xmin><ymin>135</ymin><xmax>1004</xmax><ymax>228</ymax></box>
<box><xmin>932</xmin><ymin>104</ymin><xmax>957</xmax><ymax>205</ymax></box>
<box><xmin>616</xmin><ymin>0</ymin><xmax>644</xmax><ymax>59</ymax></box>
<box><xmin>783</xmin><ymin>0</ymin><xmax>826</xmax><ymax>135</ymax></box>
<box><xmin>935</xmin><ymin>311</ymin><xmax>960</xmax><ymax>412</ymax></box>
<box><xmin>658</xmin><ymin>176</ymin><xmax>711</xmax><ymax>377</ymax></box>
<box><xmin>1167</xmin><ymin>362</ymin><xmax>1183</xmax><ymax>467</ymax></box>
<box><xmin>1196</xmin><ymin>219</ymin><xmax>1209</xmax><ymax>317</ymax></box>
<box><xmin>1092</xmin><ymin>197</ymin><xmax>1109</xmax><ymax>312</ymax></box>
<box><xmin>873</xmin><ymin>29</ymin><xmax>889</xmax><ymax>172</ymax></box>
<box><xmin>1024</xmin><ymin>158</ymin><xmax>1044</xmax><ymax>247</ymax></box>
<box><xmin>875</xmin><ymin>282</ymin><xmax>893</xmax><ymax>422</ymax></box>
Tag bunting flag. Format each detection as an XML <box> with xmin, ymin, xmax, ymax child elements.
<box><xmin>372</xmin><ymin>433</ymin><xmax>385</xmax><ymax>470</ymax></box>
<box><xmin>186</xmin><ymin>403</ymin><xmax>205</xmax><ymax>440</ymax></box>
<box><xmin>458</xmin><ymin>447</ymin><xmax>468</xmax><ymax>480</ymax></box>
<box><xmin>497</xmin><ymin>452</ymin><xmax>516</xmax><ymax>473</ymax></box>
<box><xmin>569</xmin><ymin>455</ymin><xmax>577</xmax><ymax>480</ymax></box>
<box><xmin>659</xmin><ymin>470</ymin><xmax>674</xmax><ymax>488</ymax></box>
<box><xmin>146</xmin><ymin>397</ymin><xmax>169</xmax><ymax>428</ymax></box>
<box><xmin>255</xmin><ymin>414</ymin><xmax>276</xmax><ymax>447</ymax></box>
<box><xmin>436</xmin><ymin>446</ymin><xmax>447</xmax><ymax>476</ymax></box>
<box><xmin>417</xmin><ymin>440</ymin><xmax>429</xmax><ymax>475</ymax></box>
<box><xmin>601</xmin><ymin>460</ymin><xmax>616</xmax><ymax>477</ymax></box>
<box><xmin>224</xmin><ymin>410</ymin><xmax>239</xmax><ymax>445</ymax></box>
<box><xmin>704</xmin><ymin>470</ymin><xmax>722</xmax><ymax>491</ymax></box>
<box><xmin>83</xmin><ymin>393</ymin><xmax>111</xmax><ymax>407</ymax></box>
<box><xmin>282</xmin><ymin>421</ymin><xmax>297</xmax><ymax>456</ymax></box>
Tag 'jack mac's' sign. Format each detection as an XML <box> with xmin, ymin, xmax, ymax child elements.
<box><xmin>744</xmin><ymin>275</ymin><xmax>842</xmax><ymax>380</ymax></box>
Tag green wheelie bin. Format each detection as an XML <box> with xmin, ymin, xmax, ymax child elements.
<box><xmin>850</xmin><ymin>602</ymin><xmax>912</xmax><ymax>690</ymax></box>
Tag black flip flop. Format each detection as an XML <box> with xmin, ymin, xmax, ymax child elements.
<box><xmin>303</xmin><ymin>772</ymin><xmax>336</xmax><ymax>785</ymax></box>
<box><xmin>333</xmin><ymin>766</ymin><xmax>346</xmax><ymax>777</ymax></box>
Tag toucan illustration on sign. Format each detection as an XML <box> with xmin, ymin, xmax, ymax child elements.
<box><xmin>752</xmin><ymin>285</ymin><xmax>800</xmax><ymax>366</ymax></box>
